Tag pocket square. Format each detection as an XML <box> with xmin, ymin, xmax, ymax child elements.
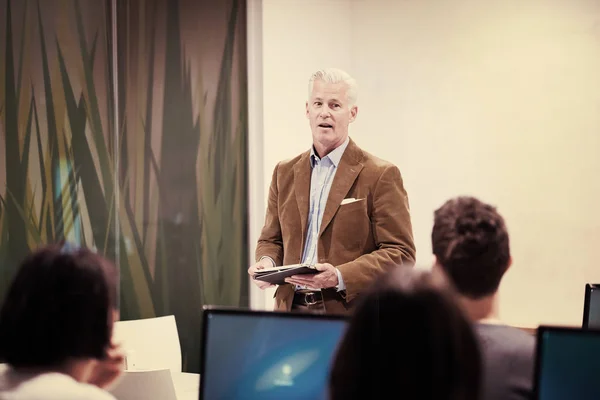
<box><xmin>341</xmin><ymin>197</ymin><xmax>363</xmax><ymax>205</ymax></box>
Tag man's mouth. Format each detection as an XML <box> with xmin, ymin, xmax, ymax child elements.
<box><xmin>318</xmin><ymin>123</ymin><xmax>333</xmax><ymax>129</ymax></box>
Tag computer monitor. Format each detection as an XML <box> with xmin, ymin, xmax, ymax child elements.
<box><xmin>199</xmin><ymin>307</ymin><xmax>348</xmax><ymax>400</ymax></box>
<box><xmin>582</xmin><ymin>283</ymin><xmax>600</xmax><ymax>328</ymax></box>
<box><xmin>533</xmin><ymin>326</ymin><xmax>600</xmax><ymax>400</ymax></box>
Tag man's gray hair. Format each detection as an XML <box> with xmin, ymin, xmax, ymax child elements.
<box><xmin>308</xmin><ymin>68</ymin><xmax>358</xmax><ymax>106</ymax></box>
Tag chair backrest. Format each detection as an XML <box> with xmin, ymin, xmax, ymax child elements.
<box><xmin>113</xmin><ymin>315</ymin><xmax>182</xmax><ymax>374</ymax></box>
<box><xmin>109</xmin><ymin>369</ymin><xmax>177</xmax><ymax>400</ymax></box>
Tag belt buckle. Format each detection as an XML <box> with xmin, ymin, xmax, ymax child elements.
<box><xmin>305</xmin><ymin>292</ymin><xmax>317</xmax><ymax>306</ymax></box>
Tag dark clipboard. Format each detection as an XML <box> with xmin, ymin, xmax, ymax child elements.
<box><xmin>253</xmin><ymin>264</ymin><xmax>318</xmax><ymax>285</ymax></box>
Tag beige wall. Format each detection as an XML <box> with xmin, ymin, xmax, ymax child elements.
<box><xmin>251</xmin><ymin>0</ymin><xmax>600</xmax><ymax>327</ymax></box>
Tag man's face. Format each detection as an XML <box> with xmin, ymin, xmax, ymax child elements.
<box><xmin>306</xmin><ymin>79</ymin><xmax>358</xmax><ymax>156</ymax></box>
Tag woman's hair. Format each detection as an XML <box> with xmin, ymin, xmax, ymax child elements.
<box><xmin>329</xmin><ymin>267</ymin><xmax>481</xmax><ymax>400</ymax></box>
<box><xmin>0</xmin><ymin>243</ymin><xmax>118</xmax><ymax>368</ymax></box>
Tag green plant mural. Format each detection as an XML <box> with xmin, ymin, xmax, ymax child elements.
<box><xmin>0</xmin><ymin>0</ymin><xmax>248</xmax><ymax>373</ymax></box>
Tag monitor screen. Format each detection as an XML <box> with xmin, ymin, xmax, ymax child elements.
<box><xmin>535</xmin><ymin>327</ymin><xmax>600</xmax><ymax>400</ymax></box>
<box><xmin>583</xmin><ymin>284</ymin><xmax>600</xmax><ymax>329</ymax></box>
<box><xmin>199</xmin><ymin>309</ymin><xmax>348</xmax><ymax>400</ymax></box>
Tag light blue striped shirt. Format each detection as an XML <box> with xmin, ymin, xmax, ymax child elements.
<box><xmin>300</xmin><ymin>137</ymin><xmax>349</xmax><ymax>291</ymax></box>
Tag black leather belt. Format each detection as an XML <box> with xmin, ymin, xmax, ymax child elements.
<box><xmin>293</xmin><ymin>290</ymin><xmax>324</xmax><ymax>306</ymax></box>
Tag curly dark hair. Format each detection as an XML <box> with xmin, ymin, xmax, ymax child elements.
<box><xmin>432</xmin><ymin>196</ymin><xmax>510</xmax><ymax>299</ymax></box>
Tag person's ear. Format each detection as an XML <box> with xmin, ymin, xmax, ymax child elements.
<box><xmin>349</xmin><ymin>105</ymin><xmax>358</xmax><ymax>123</ymax></box>
<box><xmin>306</xmin><ymin>101</ymin><xmax>310</xmax><ymax>119</ymax></box>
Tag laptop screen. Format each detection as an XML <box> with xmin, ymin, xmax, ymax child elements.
<box><xmin>199</xmin><ymin>309</ymin><xmax>348</xmax><ymax>400</ymax></box>
<box><xmin>583</xmin><ymin>284</ymin><xmax>600</xmax><ymax>328</ymax></box>
<box><xmin>534</xmin><ymin>327</ymin><xmax>600</xmax><ymax>400</ymax></box>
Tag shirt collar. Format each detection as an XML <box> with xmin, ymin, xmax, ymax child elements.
<box><xmin>310</xmin><ymin>137</ymin><xmax>350</xmax><ymax>168</ymax></box>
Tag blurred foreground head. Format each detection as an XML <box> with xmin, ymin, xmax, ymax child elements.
<box><xmin>330</xmin><ymin>267</ymin><xmax>481</xmax><ymax>400</ymax></box>
<box><xmin>0</xmin><ymin>243</ymin><xmax>118</xmax><ymax>368</ymax></box>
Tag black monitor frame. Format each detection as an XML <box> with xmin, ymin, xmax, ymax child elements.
<box><xmin>533</xmin><ymin>325</ymin><xmax>600</xmax><ymax>400</ymax></box>
<box><xmin>582</xmin><ymin>283</ymin><xmax>600</xmax><ymax>328</ymax></box>
<box><xmin>198</xmin><ymin>306</ymin><xmax>349</xmax><ymax>400</ymax></box>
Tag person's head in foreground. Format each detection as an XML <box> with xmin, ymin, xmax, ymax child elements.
<box><xmin>0</xmin><ymin>243</ymin><xmax>124</xmax><ymax>397</ymax></box>
<box><xmin>329</xmin><ymin>267</ymin><xmax>481</xmax><ymax>400</ymax></box>
<box><xmin>431</xmin><ymin>196</ymin><xmax>511</xmax><ymax>321</ymax></box>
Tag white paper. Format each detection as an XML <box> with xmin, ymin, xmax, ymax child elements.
<box><xmin>109</xmin><ymin>369</ymin><xmax>177</xmax><ymax>400</ymax></box>
<box><xmin>113</xmin><ymin>315</ymin><xmax>182</xmax><ymax>374</ymax></box>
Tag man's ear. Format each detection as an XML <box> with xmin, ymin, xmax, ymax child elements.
<box><xmin>505</xmin><ymin>256</ymin><xmax>513</xmax><ymax>271</ymax></box>
<box><xmin>306</xmin><ymin>101</ymin><xmax>310</xmax><ymax>119</ymax></box>
<box><xmin>349</xmin><ymin>105</ymin><xmax>358</xmax><ymax>123</ymax></box>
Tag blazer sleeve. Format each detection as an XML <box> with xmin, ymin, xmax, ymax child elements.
<box><xmin>255</xmin><ymin>163</ymin><xmax>284</xmax><ymax>266</ymax></box>
<box><xmin>336</xmin><ymin>165</ymin><xmax>416</xmax><ymax>302</ymax></box>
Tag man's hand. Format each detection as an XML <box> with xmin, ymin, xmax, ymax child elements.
<box><xmin>248</xmin><ymin>258</ymin><xmax>276</xmax><ymax>289</ymax></box>
<box><xmin>88</xmin><ymin>342</ymin><xmax>126</xmax><ymax>390</ymax></box>
<box><xmin>284</xmin><ymin>263</ymin><xmax>339</xmax><ymax>289</ymax></box>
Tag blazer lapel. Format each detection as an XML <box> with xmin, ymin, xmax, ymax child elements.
<box><xmin>319</xmin><ymin>140</ymin><xmax>364</xmax><ymax>236</ymax></box>
<box><xmin>294</xmin><ymin>152</ymin><xmax>312</xmax><ymax>249</ymax></box>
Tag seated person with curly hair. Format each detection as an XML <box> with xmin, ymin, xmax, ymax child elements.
<box><xmin>432</xmin><ymin>196</ymin><xmax>535</xmax><ymax>400</ymax></box>
<box><xmin>0</xmin><ymin>243</ymin><xmax>125</xmax><ymax>399</ymax></box>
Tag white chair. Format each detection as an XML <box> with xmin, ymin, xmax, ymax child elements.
<box><xmin>112</xmin><ymin>315</ymin><xmax>182</xmax><ymax>374</ymax></box>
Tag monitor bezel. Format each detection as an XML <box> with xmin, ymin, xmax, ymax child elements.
<box><xmin>533</xmin><ymin>325</ymin><xmax>600</xmax><ymax>400</ymax></box>
<box><xmin>198</xmin><ymin>306</ymin><xmax>349</xmax><ymax>400</ymax></box>
<box><xmin>582</xmin><ymin>283</ymin><xmax>600</xmax><ymax>328</ymax></box>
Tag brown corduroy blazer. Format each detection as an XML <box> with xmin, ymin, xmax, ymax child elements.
<box><xmin>255</xmin><ymin>138</ymin><xmax>416</xmax><ymax>314</ymax></box>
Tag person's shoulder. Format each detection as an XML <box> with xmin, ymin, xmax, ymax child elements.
<box><xmin>476</xmin><ymin>323</ymin><xmax>536</xmax><ymax>355</ymax></box>
<box><xmin>356</xmin><ymin>149</ymin><xmax>405</xmax><ymax>186</ymax></box>
<box><xmin>351</xmin><ymin>142</ymin><xmax>400</xmax><ymax>173</ymax></box>
<box><xmin>1</xmin><ymin>373</ymin><xmax>116</xmax><ymax>400</ymax></box>
<box><xmin>72</xmin><ymin>384</ymin><xmax>116</xmax><ymax>400</ymax></box>
<box><xmin>273</xmin><ymin>150</ymin><xmax>310</xmax><ymax>173</ymax></box>
<box><xmin>52</xmin><ymin>379</ymin><xmax>116</xmax><ymax>400</ymax></box>
<box><xmin>362</xmin><ymin>151</ymin><xmax>397</xmax><ymax>171</ymax></box>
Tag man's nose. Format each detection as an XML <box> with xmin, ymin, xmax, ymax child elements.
<box><xmin>320</xmin><ymin>108</ymin><xmax>331</xmax><ymax>118</ymax></box>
